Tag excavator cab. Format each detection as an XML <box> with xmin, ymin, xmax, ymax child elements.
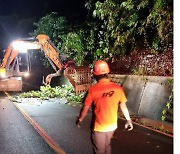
<box><xmin>17</xmin><ymin>52</ymin><xmax>31</xmax><ymax>75</ymax></box>
<box><xmin>7</xmin><ymin>52</ymin><xmax>30</xmax><ymax>77</ymax></box>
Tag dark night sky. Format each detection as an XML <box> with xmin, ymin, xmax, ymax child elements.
<box><xmin>0</xmin><ymin>0</ymin><xmax>86</xmax><ymax>20</ymax></box>
<box><xmin>0</xmin><ymin>0</ymin><xmax>87</xmax><ymax>58</ymax></box>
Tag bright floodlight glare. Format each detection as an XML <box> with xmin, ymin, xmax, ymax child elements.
<box><xmin>24</xmin><ymin>72</ymin><xmax>30</xmax><ymax>77</ymax></box>
<box><xmin>12</xmin><ymin>41</ymin><xmax>40</xmax><ymax>52</ymax></box>
<box><xmin>0</xmin><ymin>73</ymin><xmax>6</xmax><ymax>78</ymax></box>
<box><xmin>12</xmin><ymin>41</ymin><xmax>27</xmax><ymax>52</ymax></box>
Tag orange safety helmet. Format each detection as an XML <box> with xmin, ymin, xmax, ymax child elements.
<box><xmin>93</xmin><ymin>60</ymin><xmax>110</xmax><ymax>75</ymax></box>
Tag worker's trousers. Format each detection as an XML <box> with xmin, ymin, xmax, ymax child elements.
<box><xmin>91</xmin><ymin>130</ymin><xmax>115</xmax><ymax>154</ymax></box>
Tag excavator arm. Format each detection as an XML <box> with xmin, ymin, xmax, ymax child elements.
<box><xmin>36</xmin><ymin>35</ymin><xmax>63</xmax><ymax>70</ymax></box>
<box><xmin>0</xmin><ymin>34</ymin><xmax>67</xmax><ymax>85</ymax></box>
<box><xmin>0</xmin><ymin>34</ymin><xmax>91</xmax><ymax>93</ymax></box>
<box><xmin>36</xmin><ymin>34</ymin><xmax>65</xmax><ymax>85</ymax></box>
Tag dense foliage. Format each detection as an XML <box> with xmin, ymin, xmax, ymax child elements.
<box><xmin>31</xmin><ymin>0</ymin><xmax>173</xmax><ymax>66</ymax></box>
<box><xmin>31</xmin><ymin>12</ymin><xmax>69</xmax><ymax>45</ymax></box>
<box><xmin>161</xmin><ymin>89</ymin><xmax>173</xmax><ymax>122</ymax></box>
<box><xmin>90</xmin><ymin>0</ymin><xmax>173</xmax><ymax>56</ymax></box>
<box><xmin>161</xmin><ymin>79</ymin><xmax>173</xmax><ymax>123</ymax></box>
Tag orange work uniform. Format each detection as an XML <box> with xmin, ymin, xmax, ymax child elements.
<box><xmin>84</xmin><ymin>78</ymin><xmax>127</xmax><ymax>132</ymax></box>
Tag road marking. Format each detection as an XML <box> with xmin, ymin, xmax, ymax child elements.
<box><xmin>4</xmin><ymin>92</ymin><xmax>66</xmax><ymax>154</ymax></box>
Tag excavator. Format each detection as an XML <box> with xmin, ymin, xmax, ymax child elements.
<box><xmin>0</xmin><ymin>34</ymin><xmax>91</xmax><ymax>94</ymax></box>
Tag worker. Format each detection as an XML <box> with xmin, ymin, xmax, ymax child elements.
<box><xmin>76</xmin><ymin>60</ymin><xmax>133</xmax><ymax>154</ymax></box>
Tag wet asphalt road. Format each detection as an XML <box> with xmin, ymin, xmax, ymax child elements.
<box><xmin>0</xmin><ymin>97</ymin><xmax>55</xmax><ymax>154</ymax></box>
<box><xmin>0</xmin><ymin>96</ymin><xmax>173</xmax><ymax>154</ymax></box>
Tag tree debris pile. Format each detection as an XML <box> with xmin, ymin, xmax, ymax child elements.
<box><xmin>18</xmin><ymin>85</ymin><xmax>85</xmax><ymax>103</ymax></box>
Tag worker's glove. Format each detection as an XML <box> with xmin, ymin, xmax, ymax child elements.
<box><xmin>125</xmin><ymin>120</ymin><xmax>133</xmax><ymax>131</ymax></box>
<box><xmin>76</xmin><ymin>118</ymin><xmax>82</xmax><ymax>128</ymax></box>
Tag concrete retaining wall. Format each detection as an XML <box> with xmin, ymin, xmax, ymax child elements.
<box><xmin>108</xmin><ymin>74</ymin><xmax>173</xmax><ymax>122</ymax></box>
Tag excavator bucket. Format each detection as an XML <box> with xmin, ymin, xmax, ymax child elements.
<box><xmin>64</xmin><ymin>66</ymin><xmax>92</xmax><ymax>94</ymax></box>
<box><xmin>0</xmin><ymin>77</ymin><xmax>22</xmax><ymax>91</ymax></box>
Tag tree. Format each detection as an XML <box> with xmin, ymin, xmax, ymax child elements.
<box><xmin>31</xmin><ymin>12</ymin><xmax>90</xmax><ymax>66</ymax></box>
<box><xmin>31</xmin><ymin>12</ymin><xmax>69</xmax><ymax>46</ymax></box>
<box><xmin>145</xmin><ymin>0</ymin><xmax>173</xmax><ymax>51</ymax></box>
<box><xmin>88</xmin><ymin>0</ymin><xmax>173</xmax><ymax>57</ymax></box>
<box><xmin>31</xmin><ymin>0</ymin><xmax>173</xmax><ymax>66</ymax></box>
<box><xmin>30</xmin><ymin>12</ymin><xmax>70</xmax><ymax>67</ymax></box>
<box><xmin>60</xmin><ymin>32</ymin><xmax>84</xmax><ymax>65</ymax></box>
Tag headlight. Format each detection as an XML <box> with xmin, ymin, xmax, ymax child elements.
<box><xmin>24</xmin><ymin>72</ymin><xmax>30</xmax><ymax>77</ymax></box>
<box><xmin>0</xmin><ymin>68</ymin><xmax>6</xmax><ymax>78</ymax></box>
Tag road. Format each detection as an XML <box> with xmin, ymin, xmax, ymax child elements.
<box><xmin>0</xmin><ymin>95</ymin><xmax>173</xmax><ymax>154</ymax></box>
<box><xmin>0</xmin><ymin>96</ymin><xmax>55</xmax><ymax>154</ymax></box>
